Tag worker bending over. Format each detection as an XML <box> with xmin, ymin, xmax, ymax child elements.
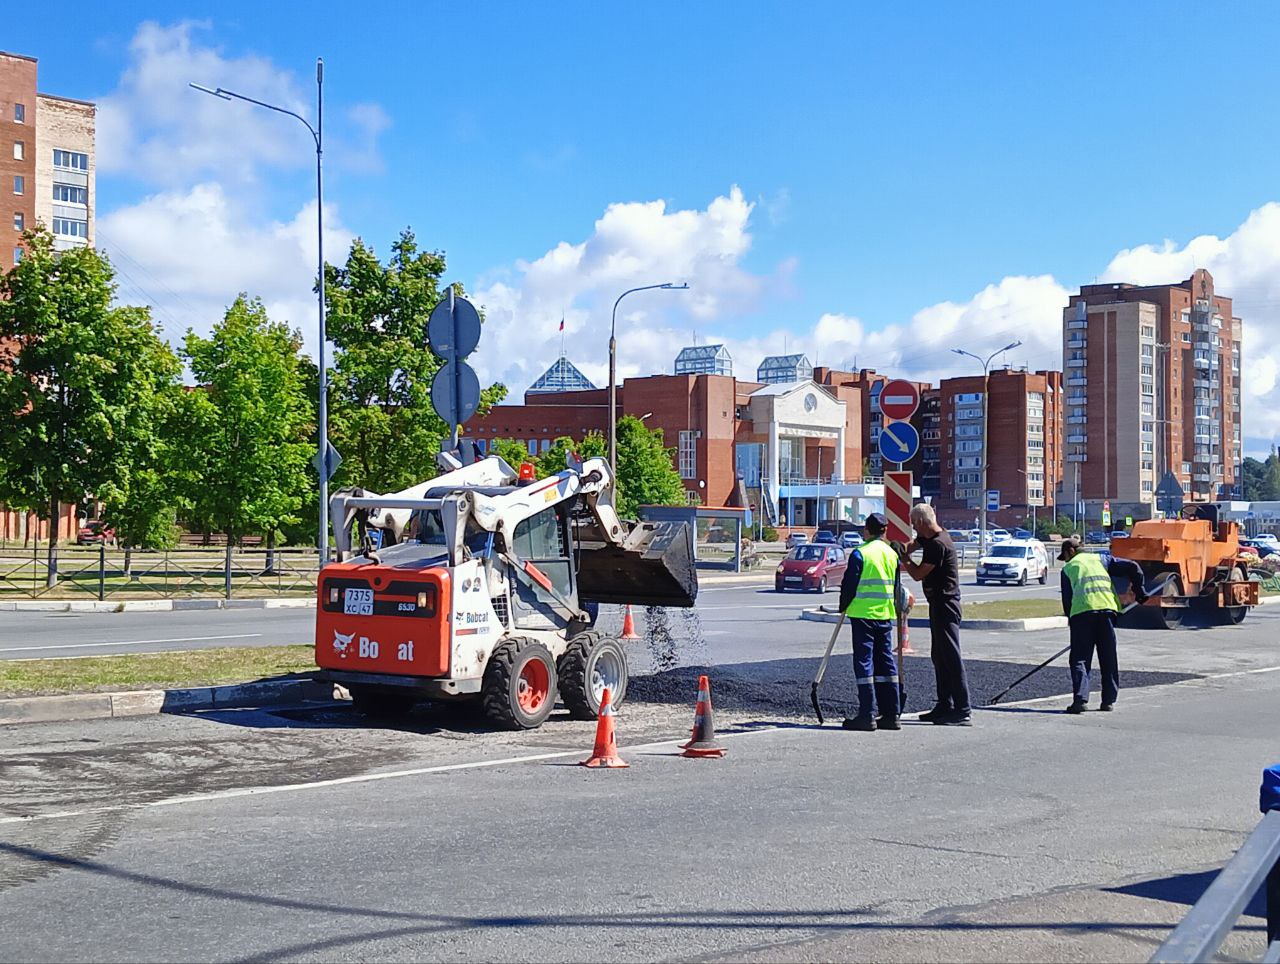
<box><xmin>837</xmin><ymin>513</ymin><xmax>901</xmax><ymax>731</ymax></box>
<box><xmin>1057</xmin><ymin>535</ymin><xmax>1148</xmax><ymax>714</ymax></box>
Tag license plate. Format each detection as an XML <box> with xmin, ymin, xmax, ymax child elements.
<box><xmin>343</xmin><ymin>588</ymin><xmax>374</xmax><ymax>615</ymax></box>
<box><xmin>784</xmin><ymin>576</ymin><xmax>802</xmax><ymax>582</ymax></box>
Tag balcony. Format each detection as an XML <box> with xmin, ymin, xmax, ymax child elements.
<box><xmin>1067</xmin><ymin>358</ymin><xmax>1087</xmax><ymax>368</ymax></box>
<box><xmin>1066</xmin><ymin>336</ymin><xmax>1087</xmax><ymax>348</ymax></box>
<box><xmin>1067</xmin><ymin>453</ymin><xmax>1088</xmax><ymax>462</ymax></box>
<box><xmin>1067</xmin><ymin>319</ymin><xmax>1088</xmax><ymax>330</ymax></box>
<box><xmin>1067</xmin><ymin>375</ymin><xmax>1087</xmax><ymax>387</ymax></box>
<box><xmin>1067</xmin><ymin>433</ymin><xmax>1087</xmax><ymax>443</ymax></box>
<box><xmin>1067</xmin><ymin>416</ymin><xmax>1088</xmax><ymax>425</ymax></box>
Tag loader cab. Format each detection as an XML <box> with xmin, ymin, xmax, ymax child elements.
<box><xmin>508</xmin><ymin>503</ymin><xmax>580</xmax><ymax>630</ymax></box>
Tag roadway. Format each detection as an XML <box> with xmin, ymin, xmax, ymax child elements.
<box><xmin>0</xmin><ymin>588</ymin><xmax>1277</xmax><ymax>960</ymax></box>
<box><xmin>0</xmin><ymin>573</ymin><xmax>1060</xmax><ymax>661</ymax></box>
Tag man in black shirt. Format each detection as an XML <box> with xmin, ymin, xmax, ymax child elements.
<box><xmin>899</xmin><ymin>503</ymin><xmax>972</xmax><ymax>725</ymax></box>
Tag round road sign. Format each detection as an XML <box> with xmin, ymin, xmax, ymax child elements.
<box><xmin>427</xmin><ymin>294</ymin><xmax>482</xmax><ymax>359</ymax></box>
<box><xmin>878</xmin><ymin>421</ymin><xmax>920</xmax><ymax>464</ymax></box>
<box><xmin>879</xmin><ymin>379</ymin><xmax>919</xmax><ymax>421</ymax></box>
<box><xmin>431</xmin><ymin>359</ymin><xmax>482</xmax><ymax>426</ymax></box>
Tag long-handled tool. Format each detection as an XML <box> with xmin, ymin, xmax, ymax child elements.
<box><xmin>810</xmin><ymin>614</ymin><xmax>846</xmax><ymax>725</ymax></box>
<box><xmin>896</xmin><ymin>613</ymin><xmax>908</xmax><ymax>713</ymax></box>
<box><xmin>988</xmin><ymin>583</ymin><xmax>1162</xmax><ymax>705</ymax></box>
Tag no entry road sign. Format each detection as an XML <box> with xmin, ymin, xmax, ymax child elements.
<box><xmin>879</xmin><ymin>379</ymin><xmax>920</xmax><ymax>421</ymax></box>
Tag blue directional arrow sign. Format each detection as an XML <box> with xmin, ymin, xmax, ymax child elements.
<box><xmin>878</xmin><ymin>421</ymin><xmax>920</xmax><ymax>464</ymax></box>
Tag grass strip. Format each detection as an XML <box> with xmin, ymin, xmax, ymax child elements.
<box><xmin>0</xmin><ymin>645</ymin><xmax>316</xmax><ymax>699</ymax></box>
<box><xmin>961</xmin><ymin>598</ymin><xmax>1063</xmax><ymax>620</ymax></box>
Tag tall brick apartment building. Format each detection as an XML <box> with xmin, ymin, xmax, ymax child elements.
<box><xmin>1060</xmin><ymin>269</ymin><xmax>1240</xmax><ymax>520</ymax></box>
<box><xmin>933</xmin><ymin>368</ymin><xmax>1063</xmax><ymax>527</ymax></box>
<box><xmin>0</xmin><ymin>50</ymin><xmax>95</xmax><ymax>544</ymax></box>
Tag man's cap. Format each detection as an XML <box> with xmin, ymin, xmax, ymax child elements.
<box><xmin>864</xmin><ymin>512</ymin><xmax>887</xmax><ymax>534</ymax></box>
<box><xmin>1057</xmin><ymin>533</ymin><xmax>1082</xmax><ymax>561</ymax></box>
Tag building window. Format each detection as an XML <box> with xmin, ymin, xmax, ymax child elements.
<box><xmin>1140</xmin><ymin>364</ymin><xmax>1153</xmax><ymax>376</ymax></box>
<box><xmin>1141</xmin><ymin>325</ymin><xmax>1155</xmax><ymax>338</ymax></box>
<box><xmin>12</xmin><ymin>246</ymin><xmax>21</xmax><ymax>263</ymax></box>
<box><xmin>52</xmin><ymin>185</ymin><xmax>88</xmax><ymax>204</ymax></box>
<box><xmin>12</xmin><ymin>175</ymin><xmax>22</xmax><ymax>196</ymax></box>
<box><xmin>52</xmin><ymin>218</ymin><xmax>88</xmax><ymax>238</ymax></box>
<box><xmin>1141</xmin><ymin>344</ymin><xmax>1153</xmax><ymax>358</ymax></box>
<box><xmin>12</xmin><ymin>212</ymin><xmax>22</xmax><ymax>231</ymax></box>
<box><xmin>526</xmin><ymin>439</ymin><xmax>537</xmax><ymax>455</ymax></box>
<box><xmin>52</xmin><ymin>149</ymin><xmax>89</xmax><ymax>171</ymax></box>
<box><xmin>13</xmin><ymin>103</ymin><xmax>25</xmax><ymax>123</ymax></box>
<box><xmin>12</xmin><ymin>140</ymin><xmax>22</xmax><ymax>160</ymax></box>
<box><xmin>678</xmin><ymin>430</ymin><xmax>696</xmax><ymax>480</ymax></box>
<box><xmin>1141</xmin><ymin>381</ymin><xmax>1154</xmax><ymax>396</ymax></box>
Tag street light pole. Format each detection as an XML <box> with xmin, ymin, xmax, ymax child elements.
<box><xmin>952</xmin><ymin>341</ymin><xmax>1021</xmax><ymax>557</ymax></box>
<box><xmin>608</xmin><ymin>283</ymin><xmax>689</xmax><ymax>483</ymax></box>
<box><xmin>191</xmin><ymin>60</ymin><xmax>331</xmax><ymax>564</ymax></box>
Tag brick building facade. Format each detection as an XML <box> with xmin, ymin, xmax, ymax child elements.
<box><xmin>1061</xmin><ymin>269</ymin><xmax>1240</xmax><ymax>520</ymax></box>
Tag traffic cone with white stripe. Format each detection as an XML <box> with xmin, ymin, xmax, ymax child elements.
<box><xmin>620</xmin><ymin>605</ymin><xmax>640</xmax><ymax>640</ymax></box>
<box><xmin>580</xmin><ymin>687</ymin><xmax>629</xmax><ymax>769</ymax></box>
<box><xmin>899</xmin><ymin>589</ymin><xmax>915</xmax><ymax>654</ymax></box>
<box><xmin>681</xmin><ymin>675</ymin><xmax>727</xmax><ymax>759</ymax></box>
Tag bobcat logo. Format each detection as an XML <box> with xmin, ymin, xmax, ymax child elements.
<box><xmin>332</xmin><ymin>629</ymin><xmax>355</xmax><ymax>658</ymax></box>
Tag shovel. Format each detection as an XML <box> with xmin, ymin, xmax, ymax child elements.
<box><xmin>809</xmin><ymin>613</ymin><xmax>846</xmax><ymax>725</ymax></box>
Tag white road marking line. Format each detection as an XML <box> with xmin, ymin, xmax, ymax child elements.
<box><xmin>0</xmin><ymin>634</ymin><xmax>262</xmax><ymax>655</ymax></box>
<box><xmin>0</xmin><ymin>726</ymin><xmax>781</xmax><ymax>826</ymax></box>
<box><xmin>988</xmin><ymin>663</ymin><xmax>1280</xmax><ymax>708</ymax></box>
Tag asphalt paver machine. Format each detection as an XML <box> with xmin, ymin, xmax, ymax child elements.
<box><xmin>314</xmin><ymin>453</ymin><xmax>697</xmax><ymax>728</ymax></box>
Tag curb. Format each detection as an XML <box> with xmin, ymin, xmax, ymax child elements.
<box><xmin>0</xmin><ymin>677</ymin><xmax>335</xmax><ymax>726</ymax></box>
<box><xmin>0</xmin><ymin>597</ymin><xmax>317</xmax><ymax>614</ymax></box>
<box><xmin>799</xmin><ymin>608</ymin><xmax>1068</xmax><ymax>632</ymax></box>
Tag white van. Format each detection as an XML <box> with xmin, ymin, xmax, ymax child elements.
<box><xmin>975</xmin><ymin>539</ymin><xmax>1049</xmax><ymax>586</ymax></box>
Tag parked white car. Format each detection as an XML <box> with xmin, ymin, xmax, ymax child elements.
<box><xmin>975</xmin><ymin>539</ymin><xmax>1049</xmax><ymax>585</ymax></box>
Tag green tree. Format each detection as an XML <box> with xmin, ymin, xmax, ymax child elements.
<box><xmin>178</xmin><ymin>295</ymin><xmax>314</xmax><ymax>547</ymax></box>
<box><xmin>612</xmin><ymin>416</ymin><xmax>686</xmax><ymax>518</ymax></box>
<box><xmin>1241</xmin><ymin>456</ymin><xmax>1268</xmax><ymax>501</ymax></box>
<box><xmin>324</xmin><ymin>230</ymin><xmax>505</xmax><ymax>494</ymax></box>
<box><xmin>489</xmin><ymin>438</ymin><xmax>536</xmax><ymax>471</ymax></box>
<box><xmin>0</xmin><ymin>229</ymin><xmax>181</xmax><ymax>582</ymax></box>
<box><xmin>1265</xmin><ymin>453</ymin><xmax>1280</xmax><ymax>503</ymax></box>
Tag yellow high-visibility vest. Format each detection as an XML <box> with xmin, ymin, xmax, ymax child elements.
<box><xmin>844</xmin><ymin>538</ymin><xmax>898</xmax><ymax>620</ymax></box>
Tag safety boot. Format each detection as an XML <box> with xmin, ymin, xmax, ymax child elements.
<box><xmin>876</xmin><ymin>715</ymin><xmax>901</xmax><ymax>730</ymax></box>
<box><xmin>842</xmin><ymin>716</ymin><xmax>876</xmax><ymax>732</ymax></box>
<box><xmin>919</xmin><ymin>703</ymin><xmax>952</xmax><ymax>723</ymax></box>
<box><xmin>1065</xmin><ymin>700</ymin><xmax>1087</xmax><ymax>714</ymax></box>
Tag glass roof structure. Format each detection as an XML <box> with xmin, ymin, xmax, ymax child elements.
<box><xmin>757</xmin><ymin>353</ymin><xmax>814</xmax><ymax>384</ymax></box>
<box><xmin>674</xmin><ymin>344</ymin><xmax>733</xmax><ymax>376</ymax></box>
<box><xmin>527</xmin><ymin>356</ymin><xmax>597</xmax><ymax>394</ymax></box>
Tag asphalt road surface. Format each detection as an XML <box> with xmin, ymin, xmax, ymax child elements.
<box><xmin>1</xmin><ymin>593</ymin><xmax>1278</xmax><ymax>960</ymax></box>
<box><xmin>0</xmin><ymin>573</ymin><xmax>1060</xmax><ymax>661</ymax></box>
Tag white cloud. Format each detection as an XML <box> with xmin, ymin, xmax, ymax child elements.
<box><xmin>472</xmin><ymin>185</ymin><xmax>1066</xmax><ymax>398</ymax></box>
<box><xmin>1101</xmin><ymin>203</ymin><xmax>1280</xmax><ymax>450</ymax></box>
<box><xmin>93</xmin><ymin>22</ymin><xmax>383</xmax><ymax>359</ymax></box>
<box><xmin>97</xmin><ymin>183</ymin><xmax>351</xmax><ymax>355</ymax></box>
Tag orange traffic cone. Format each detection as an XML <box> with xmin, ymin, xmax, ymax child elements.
<box><xmin>580</xmin><ymin>687</ymin><xmax>629</xmax><ymax>769</ymax></box>
<box><xmin>681</xmin><ymin>675</ymin><xmax>727</xmax><ymax>759</ymax></box>
<box><xmin>899</xmin><ymin>590</ymin><xmax>916</xmax><ymax>654</ymax></box>
<box><xmin>620</xmin><ymin>605</ymin><xmax>640</xmax><ymax>641</ymax></box>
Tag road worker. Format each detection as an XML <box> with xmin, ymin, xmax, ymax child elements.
<box><xmin>899</xmin><ymin>502</ymin><xmax>972</xmax><ymax>726</ymax></box>
<box><xmin>1057</xmin><ymin>534</ymin><xmax>1148</xmax><ymax>714</ymax></box>
<box><xmin>837</xmin><ymin>512</ymin><xmax>901</xmax><ymax>731</ymax></box>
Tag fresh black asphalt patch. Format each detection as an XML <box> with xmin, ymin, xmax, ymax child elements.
<box><xmin>626</xmin><ymin>655</ymin><xmax>1201</xmax><ymax>716</ymax></box>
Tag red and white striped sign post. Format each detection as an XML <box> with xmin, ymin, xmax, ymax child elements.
<box><xmin>885</xmin><ymin>470</ymin><xmax>913</xmax><ymax>545</ymax></box>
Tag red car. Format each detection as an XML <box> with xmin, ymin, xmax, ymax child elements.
<box><xmin>775</xmin><ymin>544</ymin><xmax>848</xmax><ymax>593</ymax></box>
<box><xmin>77</xmin><ymin>520</ymin><xmax>116</xmax><ymax>545</ymax></box>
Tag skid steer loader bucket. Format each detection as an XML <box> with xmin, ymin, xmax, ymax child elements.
<box><xmin>575</xmin><ymin>520</ymin><xmax>698</xmax><ymax>608</ymax></box>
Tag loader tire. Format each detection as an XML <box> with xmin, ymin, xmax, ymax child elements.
<box><xmin>558</xmin><ymin>633</ymin><xmax>628</xmax><ymax>720</ymax></box>
<box><xmin>348</xmin><ymin>685</ymin><xmax>416</xmax><ymax>720</ymax></box>
<box><xmin>482</xmin><ymin>637</ymin><xmax>558</xmax><ymax>730</ymax></box>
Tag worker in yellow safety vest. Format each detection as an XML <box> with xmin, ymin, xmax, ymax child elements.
<box><xmin>837</xmin><ymin>513</ymin><xmax>901</xmax><ymax>731</ymax></box>
<box><xmin>1057</xmin><ymin>534</ymin><xmax>1148</xmax><ymax>714</ymax></box>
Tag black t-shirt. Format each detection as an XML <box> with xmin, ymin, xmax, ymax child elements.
<box><xmin>918</xmin><ymin>529</ymin><xmax>959</xmax><ymax>597</ymax></box>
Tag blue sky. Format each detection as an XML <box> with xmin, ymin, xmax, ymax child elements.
<box><xmin>14</xmin><ymin>3</ymin><xmax>1280</xmax><ymax>452</ymax></box>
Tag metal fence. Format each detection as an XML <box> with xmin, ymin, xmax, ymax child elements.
<box><xmin>1152</xmin><ymin>800</ymin><xmax>1279</xmax><ymax>961</ymax></box>
<box><xmin>0</xmin><ymin>545</ymin><xmax>320</xmax><ymax>600</ymax></box>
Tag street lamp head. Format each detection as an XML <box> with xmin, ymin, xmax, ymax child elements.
<box><xmin>1001</xmin><ymin>340</ymin><xmax>1023</xmax><ymax>353</ymax></box>
<box><xmin>661</xmin><ymin>282</ymin><xmax>690</xmax><ymax>290</ymax></box>
<box><xmin>189</xmin><ymin>83</ymin><xmax>232</xmax><ymax>100</ymax></box>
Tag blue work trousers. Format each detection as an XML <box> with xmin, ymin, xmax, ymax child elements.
<box><xmin>850</xmin><ymin>617</ymin><xmax>899</xmax><ymax>720</ymax></box>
